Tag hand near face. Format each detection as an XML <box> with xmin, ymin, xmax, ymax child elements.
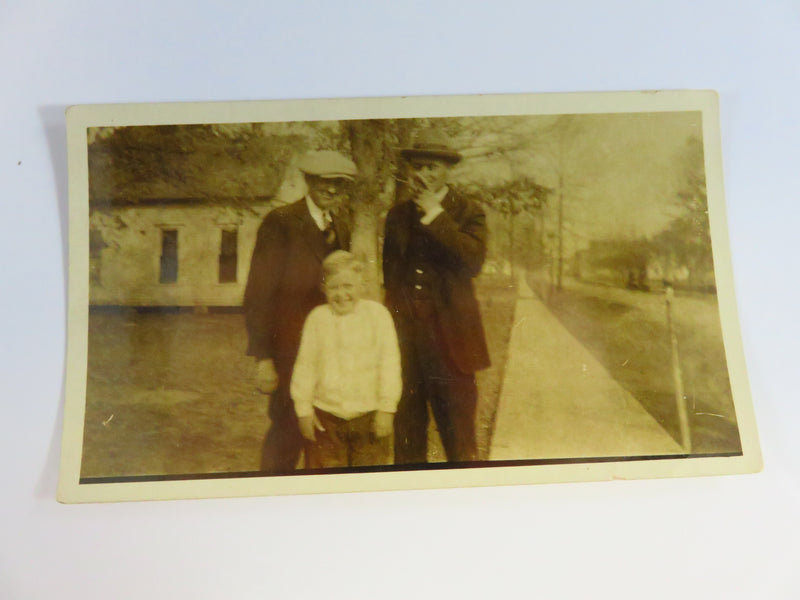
<box><xmin>414</xmin><ymin>186</ymin><xmax>444</xmax><ymax>216</ymax></box>
<box><xmin>408</xmin><ymin>160</ymin><xmax>448</xmax><ymax>216</ymax></box>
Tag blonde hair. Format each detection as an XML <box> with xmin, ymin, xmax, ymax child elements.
<box><xmin>322</xmin><ymin>250</ymin><xmax>363</xmax><ymax>281</ymax></box>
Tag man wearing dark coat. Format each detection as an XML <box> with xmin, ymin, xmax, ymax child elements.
<box><xmin>383</xmin><ymin>132</ymin><xmax>490</xmax><ymax>464</ymax></box>
<box><xmin>244</xmin><ymin>150</ymin><xmax>356</xmax><ymax>473</ymax></box>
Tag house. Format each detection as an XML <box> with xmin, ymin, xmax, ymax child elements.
<box><xmin>86</xmin><ymin>123</ymin><xmax>304</xmax><ymax>309</ymax></box>
<box><xmin>89</xmin><ymin>198</ymin><xmax>273</xmax><ymax>309</ymax></box>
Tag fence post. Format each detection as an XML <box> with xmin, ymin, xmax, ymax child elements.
<box><xmin>665</xmin><ymin>285</ymin><xmax>692</xmax><ymax>453</ymax></box>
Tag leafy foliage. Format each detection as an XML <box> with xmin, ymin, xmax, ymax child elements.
<box><xmin>451</xmin><ymin>177</ymin><xmax>550</xmax><ymax>214</ymax></box>
<box><xmin>650</xmin><ymin>136</ymin><xmax>712</xmax><ymax>283</ymax></box>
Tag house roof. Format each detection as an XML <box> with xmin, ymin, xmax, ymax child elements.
<box><xmin>89</xmin><ymin>196</ymin><xmax>274</xmax><ymax>209</ymax></box>
<box><xmin>87</xmin><ymin>125</ymin><xmax>300</xmax><ymax>206</ymax></box>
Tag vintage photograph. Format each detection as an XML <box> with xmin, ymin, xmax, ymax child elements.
<box><xmin>59</xmin><ymin>92</ymin><xmax>760</xmax><ymax>502</ymax></box>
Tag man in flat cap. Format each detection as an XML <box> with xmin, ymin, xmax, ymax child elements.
<box><xmin>244</xmin><ymin>150</ymin><xmax>356</xmax><ymax>473</ymax></box>
<box><xmin>383</xmin><ymin>131</ymin><xmax>490</xmax><ymax>464</ymax></box>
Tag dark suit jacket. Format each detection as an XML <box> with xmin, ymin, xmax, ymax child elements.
<box><xmin>382</xmin><ymin>190</ymin><xmax>490</xmax><ymax>374</ymax></box>
<box><xmin>244</xmin><ymin>198</ymin><xmax>350</xmax><ymax>380</ymax></box>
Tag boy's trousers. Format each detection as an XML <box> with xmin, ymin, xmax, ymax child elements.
<box><xmin>305</xmin><ymin>409</ymin><xmax>392</xmax><ymax>469</ymax></box>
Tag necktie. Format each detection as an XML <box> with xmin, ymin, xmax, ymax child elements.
<box><xmin>322</xmin><ymin>212</ymin><xmax>337</xmax><ymax>248</ymax></box>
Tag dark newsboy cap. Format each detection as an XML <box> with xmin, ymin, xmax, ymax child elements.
<box><xmin>400</xmin><ymin>130</ymin><xmax>462</xmax><ymax>165</ymax></box>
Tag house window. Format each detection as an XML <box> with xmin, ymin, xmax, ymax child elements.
<box><xmin>219</xmin><ymin>228</ymin><xmax>238</xmax><ymax>283</ymax></box>
<box><xmin>89</xmin><ymin>229</ymin><xmax>107</xmax><ymax>285</ymax></box>
<box><xmin>159</xmin><ymin>229</ymin><xmax>178</xmax><ymax>283</ymax></box>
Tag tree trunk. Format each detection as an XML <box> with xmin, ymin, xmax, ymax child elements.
<box><xmin>345</xmin><ymin>120</ymin><xmax>396</xmax><ymax>300</ymax></box>
<box><xmin>350</xmin><ymin>209</ymin><xmax>381</xmax><ymax>299</ymax></box>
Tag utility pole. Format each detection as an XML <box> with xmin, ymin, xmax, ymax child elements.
<box><xmin>557</xmin><ymin>172</ymin><xmax>564</xmax><ymax>290</ymax></box>
<box><xmin>508</xmin><ymin>196</ymin><xmax>516</xmax><ymax>278</ymax></box>
<box><xmin>665</xmin><ymin>285</ymin><xmax>692</xmax><ymax>453</ymax></box>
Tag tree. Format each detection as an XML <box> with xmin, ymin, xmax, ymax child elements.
<box><xmin>650</xmin><ymin>135</ymin><xmax>712</xmax><ymax>287</ymax></box>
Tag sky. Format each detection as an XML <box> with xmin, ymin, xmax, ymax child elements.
<box><xmin>450</xmin><ymin>111</ymin><xmax>704</xmax><ymax>249</ymax></box>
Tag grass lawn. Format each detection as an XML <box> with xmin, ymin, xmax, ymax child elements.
<box><xmin>533</xmin><ymin>276</ymin><xmax>742</xmax><ymax>455</ymax></box>
<box><xmin>81</xmin><ymin>312</ymin><xmax>266</xmax><ymax>477</ymax></box>
<box><xmin>81</xmin><ymin>274</ymin><xmax>517</xmax><ymax>478</ymax></box>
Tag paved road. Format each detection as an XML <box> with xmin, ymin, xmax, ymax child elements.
<box><xmin>490</xmin><ymin>273</ymin><xmax>683</xmax><ymax>460</ymax></box>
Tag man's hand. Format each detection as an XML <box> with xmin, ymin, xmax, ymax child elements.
<box><xmin>413</xmin><ymin>185</ymin><xmax>442</xmax><ymax>216</ymax></box>
<box><xmin>372</xmin><ymin>411</ymin><xmax>394</xmax><ymax>439</ymax></box>
<box><xmin>298</xmin><ymin>413</ymin><xmax>325</xmax><ymax>442</ymax></box>
<box><xmin>255</xmin><ymin>359</ymin><xmax>279</xmax><ymax>394</ymax></box>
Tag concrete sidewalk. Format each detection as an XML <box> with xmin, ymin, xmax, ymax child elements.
<box><xmin>489</xmin><ymin>274</ymin><xmax>683</xmax><ymax>461</ymax></box>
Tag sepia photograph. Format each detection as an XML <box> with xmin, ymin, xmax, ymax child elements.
<box><xmin>59</xmin><ymin>91</ymin><xmax>760</xmax><ymax>502</ymax></box>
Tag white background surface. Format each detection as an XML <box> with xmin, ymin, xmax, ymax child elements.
<box><xmin>1</xmin><ymin>1</ymin><xmax>798</xmax><ymax>598</ymax></box>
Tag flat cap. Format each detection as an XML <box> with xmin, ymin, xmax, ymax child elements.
<box><xmin>400</xmin><ymin>130</ymin><xmax>462</xmax><ymax>164</ymax></box>
<box><xmin>297</xmin><ymin>150</ymin><xmax>358</xmax><ymax>180</ymax></box>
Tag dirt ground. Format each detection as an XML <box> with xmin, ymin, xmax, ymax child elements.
<box><xmin>80</xmin><ymin>276</ymin><xmax>516</xmax><ymax>479</ymax></box>
<box><xmin>535</xmin><ymin>276</ymin><xmax>742</xmax><ymax>454</ymax></box>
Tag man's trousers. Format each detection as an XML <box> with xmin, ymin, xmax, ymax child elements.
<box><xmin>260</xmin><ymin>384</ymin><xmax>304</xmax><ymax>474</ymax></box>
<box><xmin>393</xmin><ymin>311</ymin><xmax>478</xmax><ymax>464</ymax></box>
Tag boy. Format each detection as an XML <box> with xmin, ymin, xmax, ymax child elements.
<box><xmin>290</xmin><ymin>251</ymin><xmax>402</xmax><ymax>468</ymax></box>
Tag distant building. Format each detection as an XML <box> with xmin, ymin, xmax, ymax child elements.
<box><xmin>89</xmin><ymin>198</ymin><xmax>272</xmax><ymax>308</ymax></box>
<box><xmin>574</xmin><ymin>240</ymin><xmax>715</xmax><ymax>292</ymax></box>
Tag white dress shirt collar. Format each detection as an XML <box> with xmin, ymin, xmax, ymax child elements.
<box><xmin>305</xmin><ymin>195</ymin><xmax>330</xmax><ymax>231</ymax></box>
